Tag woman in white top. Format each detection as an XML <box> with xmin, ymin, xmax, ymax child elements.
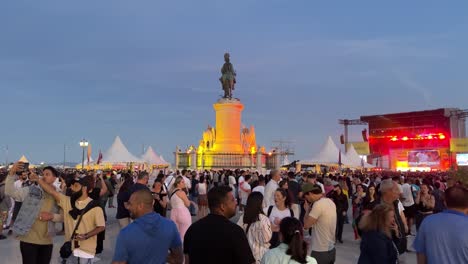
<box><xmin>264</xmin><ymin>188</ymin><xmax>294</xmax><ymax>248</ymax></box>
<box><xmin>170</xmin><ymin>176</ymin><xmax>193</xmax><ymax>242</ymax></box>
<box><xmin>196</xmin><ymin>175</ymin><xmax>208</xmax><ymax>219</ymax></box>
<box><xmin>237</xmin><ymin>192</ymin><xmax>272</xmax><ymax>263</ymax></box>
<box><xmin>261</xmin><ymin>217</ymin><xmax>317</xmax><ymax>264</ymax></box>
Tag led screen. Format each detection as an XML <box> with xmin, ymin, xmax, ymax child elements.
<box><xmin>408</xmin><ymin>150</ymin><xmax>440</xmax><ymax>166</ymax></box>
<box><xmin>456</xmin><ymin>153</ymin><xmax>468</xmax><ymax>166</ymax></box>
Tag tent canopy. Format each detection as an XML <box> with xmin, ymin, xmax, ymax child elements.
<box><xmin>141</xmin><ymin>146</ymin><xmax>168</xmax><ymax>166</ymax></box>
<box><xmin>344</xmin><ymin>144</ymin><xmax>374</xmax><ymax>168</ymax></box>
<box><xmin>101</xmin><ymin>136</ymin><xmax>142</xmax><ymax>163</ymax></box>
<box><xmin>299</xmin><ymin>136</ymin><xmax>351</xmax><ymax>166</ymax></box>
<box><xmin>18</xmin><ymin>155</ymin><xmax>29</xmax><ymax>163</ymax></box>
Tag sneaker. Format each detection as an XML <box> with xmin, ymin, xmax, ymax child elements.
<box><xmin>7</xmin><ymin>229</ymin><xmax>13</xmax><ymax>236</ymax></box>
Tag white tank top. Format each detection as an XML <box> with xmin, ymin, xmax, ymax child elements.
<box><xmin>170</xmin><ymin>189</ymin><xmax>186</xmax><ymax>209</ymax></box>
<box><xmin>198</xmin><ymin>183</ymin><xmax>207</xmax><ymax>195</ymax></box>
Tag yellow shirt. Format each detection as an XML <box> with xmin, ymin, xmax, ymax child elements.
<box><xmin>58</xmin><ymin>194</ymin><xmax>105</xmax><ymax>256</ymax></box>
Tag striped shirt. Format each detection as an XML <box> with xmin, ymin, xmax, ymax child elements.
<box><xmin>238</xmin><ymin>214</ymin><xmax>272</xmax><ymax>263</ymax></box>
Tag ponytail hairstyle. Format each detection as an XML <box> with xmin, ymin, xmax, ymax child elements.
<box><xmin>280</xmin><ymin>217</ymin><xmax>308</xmax><ymax>263</ymax></box>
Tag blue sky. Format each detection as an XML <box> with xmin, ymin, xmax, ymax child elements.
<box><xmin>1</xmin><ymin>0</ymin><xmax>467</xmax><ymax>164</ymax></box>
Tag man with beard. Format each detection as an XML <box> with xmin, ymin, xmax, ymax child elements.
<box><xmin>183</xmin><ymin>186</ymin><xmax>255</xmax><ymax>264</ymax></box>
<box><xmin>112</xmin><ymin>189</ymin><xmax>183</xmax><ymax>264</ymax></box>
<box><xmin>33</xmin><ymin>174</ymin><xmax>105</xmax><ymax>263</ymax></box>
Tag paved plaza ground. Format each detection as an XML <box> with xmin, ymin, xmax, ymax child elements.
<box><xmin>0</xmin><ymin>207</ymin><xmax>417</xmax><ymax>264</ymax></box>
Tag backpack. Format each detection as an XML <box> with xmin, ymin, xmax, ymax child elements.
<box><xmin>267</xmin><ymin>205</ymin><xmax>294</xmax><ymax>218</ymax></box>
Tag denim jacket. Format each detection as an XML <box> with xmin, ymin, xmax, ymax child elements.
<box><xmin>5</xmin><ymin>175</ymin><xmax>44</xmax><ymax>236</ymax></box>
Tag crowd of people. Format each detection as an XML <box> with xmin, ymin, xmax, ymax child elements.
<box><xmin>0</xmin><ymin>163</ymin><xmax>467</xmax><ymax>264</ymax></box>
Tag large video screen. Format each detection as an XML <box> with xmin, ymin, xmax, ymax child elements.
<box><xmin>456</xmin><ymin>153</ymin><xmax>468</xmax><ymax>166</ymax></box>
<box><xmin>408</xmin><ymin>150</ymin><xmax>440</xmax><ymax>166</ymax></box>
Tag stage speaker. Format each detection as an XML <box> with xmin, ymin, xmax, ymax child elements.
<box><xmin>362</xmin><ymin>129</ymin><xmax>368</xmax><ymax>142</ymax></box>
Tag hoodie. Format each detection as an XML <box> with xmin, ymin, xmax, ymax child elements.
<box><xmin>113</xmin><ymin>212</ymin><xmax>182</xmax><ymax>264</ymax></box>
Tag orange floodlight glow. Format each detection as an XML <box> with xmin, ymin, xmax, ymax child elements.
<box><xmin>439</xmin><ymin>134</ymin><xmax>446</xmax><ymax>140</ymax></box>
<box><xmin>427</xmin><ymin>135</ymin><xmax>433</xmax><ymax>139</ymax></box>
<box><xmin>402</xmin><ymin>136</ymin><xmax>409</xmax><ymax>141</ymax></box>
<box><xmin>390</xmin><ymin>136</ymin><xmax>398</xmax><ymax>141</ymax></box>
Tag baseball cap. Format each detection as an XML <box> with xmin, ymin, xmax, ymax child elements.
<box><xmin>71</xmin><ymin>176</ymin><xmax>94</xmax><ymax>189</ymax></box>
<box><xmin>302</xmin><ymin>183</ymin><xmax>322</xmax><ymax>194</ymax></box>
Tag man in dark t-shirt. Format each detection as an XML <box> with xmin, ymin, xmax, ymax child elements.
<box><xmin>287</xmin><ymin>171</ymin><xmax>301</xmax><ymax>218</ymax></box>
<box><xmin>184</xmin><ymin>186</ymin><xmax>255</xmax><ymax>264</ymax></box>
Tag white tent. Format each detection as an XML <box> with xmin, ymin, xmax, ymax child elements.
<box><xmin>344</xmin><ymin>144</ymin><xmax>374</xmax><ymax>168</ymax></box>
<box><xmin>101</xmin><ymin>136</ymin><xmax>143</xmax><ymax>163</ymax></box>
<box><xmin>141</xmin><ymin>146</ymin><xmax>168</xmax><ymax>166</ymax></box>
<box><xmin>159</xmin><ymin>155</ymin><xmax>169</xmax><ymax>166</ymax></box>
<box><xmin>18</xmin><ymin>155</ymin><xmax>29</xmax><ymax>163</ymax></box>
<box><xmin>299</xmin><ymin>136</ymin><xmax>352</xmax><ymax>166</ymax></box>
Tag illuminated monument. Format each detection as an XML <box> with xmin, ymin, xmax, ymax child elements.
<box><xmin>175</xmin><ymin>53</ymin><xmax>279</xmax><ymax>170</ymax></box>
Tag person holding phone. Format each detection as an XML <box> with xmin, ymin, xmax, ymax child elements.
<box><xmin>5</xmin><ymin>163</ymin><xmax>61</xmax><ymax>264</ymax></box>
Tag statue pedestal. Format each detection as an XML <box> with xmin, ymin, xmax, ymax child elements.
<box><xmin>212</xmin><ymin>98</ymin><xmax>244</xmax><ymax>153</ymax></box>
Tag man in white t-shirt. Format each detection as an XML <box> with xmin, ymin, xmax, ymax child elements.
<box><xmin>401</xmin><ymin>178</ymin><xmax>416</xmax><ymax>235</ymax></box>
<box><xmin>264</xmin><ymin>170</ymin><xmax>280</xmax><ymax>207</ymax></box>
<box><xmin>252</xmin><ymin>176</ymin><xmax>265</xmax><ymax>195</ymax></box>
<box><xmin>303</xmin><ymin>183</ymin><xmax>337</xmax><ymax>264</ymax></box>
<box><xmin>238</xmin><ymin>175</ymin><xmax>252</xmax><ymax>211</ymax></box>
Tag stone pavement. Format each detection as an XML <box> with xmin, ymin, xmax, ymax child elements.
<box><xmin>0</xmin><ymin>207</ymin><xmax>417</xmax><ymax>264</ymax></box>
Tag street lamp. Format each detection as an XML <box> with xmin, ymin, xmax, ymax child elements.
<box><xmin>79</xmin><ymin>139</ymin><xmax>89</xmax><ymax>170</ymax></box>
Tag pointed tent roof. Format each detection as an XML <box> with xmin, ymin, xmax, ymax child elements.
<box><xmin>18</xmin><ymin>155</ymin><xmax>29</xmax><ymax>163</ymax></box>
<box><xmin>300</xmin><ymin>136</ymin><xmax>352</xmax><ymax>165</ymax></box>
<box><xmin>345</xmin><ymin>144</ymin><xmax>375</xmax><ymax>168</ymax></box>
<box><xmin>141</xmin><ymin>146</ymin><xmax>167</xmax><ymax>165</ymax></box>
<box><xmin>101</xmin><ymin>136</ymin><xmax>142</xmax><ymax>163</ymax></box>
<box><xmin>159</xmin><ymin>155</ymin><xmax>169</xmax><ymax>166</ymax></box>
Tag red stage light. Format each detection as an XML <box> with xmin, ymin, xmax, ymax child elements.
<box><xmin>390</xmin><ymin>137</ymin><xmax>398</xmax><ymax>141</ymax></box>
<box><xmin>427</xmin><ymin>135</ymin><xmax>433</xmax><ymax>139</ymax></box>
<box><xmin>439</xmin><ymin>134</ymin><xmax>446</xmax><ymax>140</ymax></box>
<box><xmin>402</xmin><ymin>136</ymin><xmax>408</xmax><ymax>141</ymax></box>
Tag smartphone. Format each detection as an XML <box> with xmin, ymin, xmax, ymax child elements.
<box><xmin>16</xmin><ymin>162</ymin><xmax>30</xmax><ymax>175</ymax></box>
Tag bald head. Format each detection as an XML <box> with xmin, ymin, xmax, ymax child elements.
<box><xmin>445</xmin><ymin>186</ymin><xmax>468</xmax><ymax>210</ymax></box>
<box><xmin>130</xmin><ymin>189</ymin><xmax>154</xmax><ymax>210</ymax></box>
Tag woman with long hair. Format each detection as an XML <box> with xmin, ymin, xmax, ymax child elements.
<box><xmin>328</xmin><ymin>184</ymin><xmax>348</xmax><ymax>243</ymax></box>
<box><xmin>415</xmin><ymin>183</ymin><xmax>435</xmax><ymax>230</ymax></box>
<box><xmin>196</xmin><ymin>175</ymin><xmax>208</xmax><ymax>219</ymax></box>
<box><xmin>152</xmin><ymin>176</ymin><xmax>168</xmax><ymax>217</ymax></box>
<box><xmin>237</xmin><ymin>192</ymin><xmax>272</xmax><ymax>263</ymax></box>
<box><xmin>352</xmin><ymin>184</ymin><xmax>366</xmax><ymax>240</ymax></box>
<box><xmin>357</xmin><ymin>204</ymin><xmax>399</xmax><ymax>264</ymax></box>
<box><xmin>170</xmin><ymin>176</ymin><xmax>193</xmax><ymax>242</ymax></box>
<box><xmin>362</xmin><ymin>183</ymin><xmax>378</xmax><ymax>211</ymax></box>
<box><xmin>264</xmin><ymin>188</ymin><xmax>294</xmax><ymax>248</ymax></box>
<box><xmin>261</xmin><ymin>217</ymin><xmax>317</xmax><ymax>264</ymax></box>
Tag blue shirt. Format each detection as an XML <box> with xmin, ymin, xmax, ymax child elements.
<box><xmin>113</xmin><ymin>212</ymin><xmax>182</xmax><ymax>264</ymax></box>
<box><xmin>413</xmin><ymin>209</ymin><xmax>468</xmax><ymax>264</ymax></box>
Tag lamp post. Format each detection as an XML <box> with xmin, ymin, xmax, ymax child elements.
<box><xmin>79</xmin><ymin>139</ymin><xmax>89</xmax><ymax>170</ymax></box>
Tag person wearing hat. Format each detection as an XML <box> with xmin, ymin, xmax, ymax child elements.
<box><xmin>5</xmin><ymin>163</ymin><xmax>61</xmax><ymax>264</ymax></box>
<box><xmin>33</xmin><ymin>174</ymin><xmax>105</xmax><ymax>263</ymax></box>
<box><xmin>302</xmin><ymin>183</ymin><xmax>337</xmax><ymax>264</ymax></box>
